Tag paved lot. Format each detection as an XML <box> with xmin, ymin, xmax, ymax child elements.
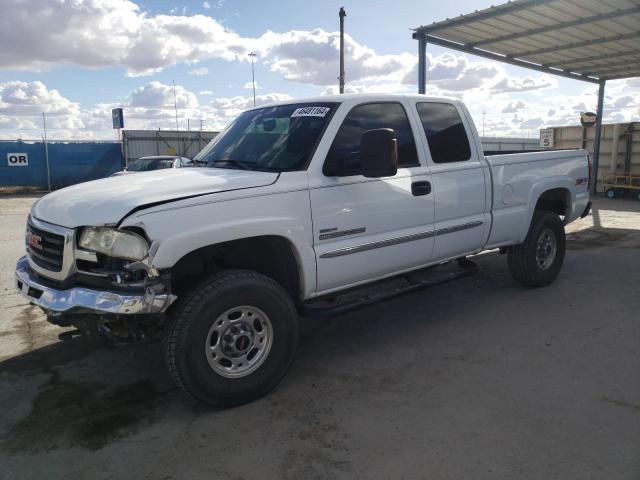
<box><xmin>1</xmin><ymin>194</ymin><xmax>639</xmax><ymax>480</ymax></box>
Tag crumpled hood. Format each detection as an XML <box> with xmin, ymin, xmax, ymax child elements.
<box><xmin>32</xmin><ymin>168</ymin><xmax>278</xmax><ymax>228</ymax></box>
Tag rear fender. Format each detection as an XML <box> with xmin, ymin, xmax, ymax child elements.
<box><xmin>522</xmin><ymin>178</ymin><xmax>574</xmax><ymax>242</ymax></box>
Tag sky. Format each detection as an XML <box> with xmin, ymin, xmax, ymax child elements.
<box><xmin>0</xmin><ymin>0</ymin><xmax>638</xmax><ymax>141</ymax></box>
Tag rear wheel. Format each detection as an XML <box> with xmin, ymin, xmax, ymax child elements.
<box><xmin>508</xmin><ymin>210</ymin><xmax>566</xmax><ymax>287</ymax></box>
<box><xmin>164</xmin><ymin>269</ymin><xmax>298</xmax><ymax>407</ymax></box>
<box><xmin>606</xmin><ymin>188</ymin><xmax>616</xmax><ymax>199</ymax></box>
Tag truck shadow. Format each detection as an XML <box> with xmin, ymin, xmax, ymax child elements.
<box><xmin>0</xmin><ymin>259</ymin><xmax>513</xmax><ymax>455</ymax></box>
<box><xmin>0</xmin><ymin>216</ymin><xmax>634</xmax><ymax>456</ymax></box>
<box><xmin>0</xmin><ymin>335</ymin><xmax>178</xmax><ymax>454</ymax></box>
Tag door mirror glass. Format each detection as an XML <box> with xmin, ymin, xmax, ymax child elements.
<box><xmin>260</xmin><ymin>118</ymin><xmax>277</xmax><ymax>132</ymax></box>
<box><xmin>360</xmin><ymin>128</ymin><xmax>398</xmax><ymax>178</ymax></box>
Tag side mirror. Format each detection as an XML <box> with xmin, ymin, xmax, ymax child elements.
<box><xmin>360</xmin><ymin>128</ymin><xmax>398</xmax><ymax>178</ymax></box>
<box><xmin>261</xmin><ymin>118</ymin><xmax>277</xmax><ymax>132</ymax></box>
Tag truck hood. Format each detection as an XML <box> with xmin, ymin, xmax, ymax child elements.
<box><xmin>32</xmin><ymin>168</ymin><xmax>279</xmax><ymax>228</ymax></box>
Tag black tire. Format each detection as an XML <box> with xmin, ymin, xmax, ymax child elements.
<box><xmin>507</xmin><ymin>210</ymin><xmax>566</xmax><ymax>288</ymax></box>
<box><xmin>164</xmin><ymin>269</ymin><xmax>298</xmax><ymax>407</ymax></box>
<box><xmin>606</xmin><ymin>188</ymin><xmax>615</xmax><ymax>199</ymax></box>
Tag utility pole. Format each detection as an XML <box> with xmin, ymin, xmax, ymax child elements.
<box><xmin>42</xmin><ymin>112</ymin><xmax>51</xmax><ymax>192</ymax></box>
<box><xmin>200</xmin><ymin>119</ymin><xmax>203</xmax><ymax>151</ymax></box>
<box><xmin>248</xmin><ymin>52</ymin><xmax>257</xmax><ymax>107</ymax></box>
<box><xmin>172</xmin><ymin>80</ymin><xmax>180</xmax><ymax>155</ymax></box>
<box><xmin>339</xmin><ymin>7</ymin><xmax>346</xmax><ymax>94</ymax></box>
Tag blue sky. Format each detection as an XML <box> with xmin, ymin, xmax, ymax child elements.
<box><xmin>0</xmin><ymin>0</ymin><xmax>638</xmax><ymax>140</ymax></box>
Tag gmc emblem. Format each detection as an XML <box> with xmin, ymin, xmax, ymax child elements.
<box><xmin>26</xmin><ymin>231</ymin><xmax>43</xmax><ymax>250</ymax></box>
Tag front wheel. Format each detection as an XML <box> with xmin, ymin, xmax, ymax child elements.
<box><xmin>164</xmin><ymin>269</ymin><xmax>298</xmax><ymax>407</ymax></box>
<box><xmin>508</xmin><ymin>210</ymin><xmax>566</xmax><ymax>287</ymax></box>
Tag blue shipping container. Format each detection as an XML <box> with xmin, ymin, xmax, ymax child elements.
<box><xmin>0</xmin><ymin>141</ymin><xmax>124</xmax><ymax>189</ymax></box>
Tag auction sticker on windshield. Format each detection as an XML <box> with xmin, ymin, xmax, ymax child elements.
<box><xmin>291</xmin><ymin>106</ymin><xmax>330</xmax><ymax>118</ymax></box>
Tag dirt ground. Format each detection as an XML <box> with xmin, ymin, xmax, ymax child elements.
<box><xmin>1</xmin><ymin>194</ymin><xmax>639</xmax><ymax>480</ymax></box>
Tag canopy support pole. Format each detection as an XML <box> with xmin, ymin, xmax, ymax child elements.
<box><xmin>591</xmin><ymin>80</ymin><xmax>606</xmax><ymax>195</ymax></box>
<box><xmin>417</xmin><ymin>33</ymin><xmax>427</xmax><ymax>94</ymax></box>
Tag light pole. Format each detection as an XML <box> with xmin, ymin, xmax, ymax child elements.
<box><xmin>482</xmin><ymin>110</ymin><xmax>486</xmax><ymax>138</ymax></box>
<box><xmin>248</xmin><ymin>52</ymin><xmax>257</xmax><ymax>107</ymax></box>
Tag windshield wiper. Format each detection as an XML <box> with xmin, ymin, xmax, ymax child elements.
<box><xmin>209</xmin><ymin>159</ymin><xmax>253</xmax><ymax>170</ymax></box>
<box><xmin>209</xmin><ymin>160</ymin><xmax>281</xmax><ymax>172</ymax></box>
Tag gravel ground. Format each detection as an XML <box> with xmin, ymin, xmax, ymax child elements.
<box><xmin>0</xmin><ymin>194</ymin><xmax>639</xmax><ymax>480</ymax></box>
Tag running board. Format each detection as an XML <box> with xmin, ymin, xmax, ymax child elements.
<box><xmin>299</xmin><ymin>258</ymin><xmax>479</xmax><ymax>318</ymax></box>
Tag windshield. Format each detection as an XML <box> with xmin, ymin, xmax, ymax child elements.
<box><xmin>195</xmin><ymin>102</ymin><xmax>338</xmax><ymax>172</ymax></box>
<box><xmin>128</xmin><ymin>158</ymin><xmax>175</xmax><ymax>171</ymax></box>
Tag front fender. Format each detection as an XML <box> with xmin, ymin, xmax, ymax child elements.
<box><xmin>120</xmin><ymin>190</ymin><xmax>317</xmax><ymax>298</ymax></box>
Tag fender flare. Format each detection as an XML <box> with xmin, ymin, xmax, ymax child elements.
<box><xmin>520</xmin><ymin>178</ymin><xmax>574</xmax><ymax>243</ymax></box>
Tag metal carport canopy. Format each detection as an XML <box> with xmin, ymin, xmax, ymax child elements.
<box><xmin>412</xmin><ymin>0</ymin><xmax>640</xmax><ymax>194</ymax></box>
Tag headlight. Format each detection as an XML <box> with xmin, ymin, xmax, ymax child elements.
<box><xmin>79</xmin><ymin>227</ymin><xmax>149</xmax><ymax>261</ymax></box>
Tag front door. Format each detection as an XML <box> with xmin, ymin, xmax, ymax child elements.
<box><xmin>310</xmin><ymin>101</ymin><xmax>435</xmax><ymax>295</ymax></box>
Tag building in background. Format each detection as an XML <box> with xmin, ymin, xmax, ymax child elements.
<box><xmin>1</xmin><ymin>129</ymin><xmax>219</xmax><ymax>190</ymax></box>
<box><xmin>540</xmin><ymin>122</ymin><xmax>640</xmax><ymax>190</ymax></box>
<box><xmin>481</xmin><ymin>137</ymin><xmax>540</xmax><ymax>155</ymax></box>
<box><xmin>122</xmin><ymin>130</ymin><xmax>218</xmax><ymax>166</ymax></box>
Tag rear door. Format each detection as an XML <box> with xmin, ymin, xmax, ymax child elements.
<box><xmin>412</xmin><ymin>101</ymin><xmax>490</xmax><ymax>261</ymax></box>
<box><xmin>309</xmin><ymin>100</ymin><xmax>435</xmax><ymax>294</ymax></box>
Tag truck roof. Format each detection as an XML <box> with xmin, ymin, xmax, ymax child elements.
<box><xmin>252</xmin><ymin>94</ymin><xmax>462</xmax><ymax>110</ymax></box>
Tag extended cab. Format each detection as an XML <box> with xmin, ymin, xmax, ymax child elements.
<box><xmin>16</xmin><ymin>94</ymin><xmax>591</xmax><ymax>406</ymax></box>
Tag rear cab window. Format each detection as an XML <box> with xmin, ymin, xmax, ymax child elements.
<box><xmin>415</xmin><ymin>102</ymin><xmax>472</xmax><ymax>164</ymax></box>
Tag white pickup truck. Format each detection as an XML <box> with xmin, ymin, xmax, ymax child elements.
<box><xmin>16</xmin><ymin>94</ymin><xmax>591</xmax><ymax>406</ymax></box>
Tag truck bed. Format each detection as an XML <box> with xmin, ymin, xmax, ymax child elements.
<box><xmin>484</xmin><ymin>149</ymin><xmax>590</xmax><ymax>249</ymax></box>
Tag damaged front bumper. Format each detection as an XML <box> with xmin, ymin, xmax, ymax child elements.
<box><xmin>15</xmin><ymin>256</ymin><xmax>176</xmax><ymax>315</ymax></box>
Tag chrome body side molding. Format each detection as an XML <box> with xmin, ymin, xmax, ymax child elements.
<box><xmin>318</xmin><ymin>227</ymin><xmax>366</xmax><ymax>241</ymax></box>
<box><xmin>319</xmin><ymin>221</ymin><xmax>483</xmax><ymax>259</ymax></box>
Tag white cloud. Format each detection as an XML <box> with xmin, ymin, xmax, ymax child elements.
<box><xmin>322</xmin><ymin>81</ymin><xmax>411</xmax><ymax>96</ymax></box>
<box><xmin>518</xmin><ymin>117</ymin><xmax>544</xmax><ymax>130</ymax></box>
<box><xmin>202</xmin><ymin>1</ymin><xmax>211</xmax><ymax>8</ymax></box>
<box><xmin>262</xmin><ymin>29</ymin><xmax>415</xmax><ymax>86</ymax></box>
<box><xmin>490</xmin><ymin>75</ymin><xmax>556</xmax><ymax>93</ymax></box>
<box><xmin>0</xmin><ymin>79</ymin><xmax>296</xmax><ymax>139</ymax></box>
<box><xmin>1</xmin><ymin>1</ymin><xmax>637</xmax><ymax>140</ymax></box>
<box><xmin>128</xmin><ymin>81</ymin><xmax>198</xmax><ymax>110</ymax></box>
<box><xmin>1</xmin><ymin>76</ymin><xmax>638</xmax><ymax>140</ymax></box>
<box><xmin>0</xmin><ymin>2</ymin><xmax>416</xmax><ymax>84</ymax></box>
<box><xmin>0</xmin><ymin>81</ymin><xmax>85</xmax><ymax>134</ymax></box>
<box><xmin>0</xmin><ymin>0</ymin><xmax>573</xmax><ymax>111</ymax></box>
<box><xmin>613</xmin><ymin>95</ymin><xmax>634</xmax><ymax>108</ymax></box>
<box><xmin>243</xmin><ymin>81</ymin><xmax>261</xmax><ymax>89</ymax></box>
<box><xmin>501</xmin><ymin>100</ymin><xmax>527</xmax><ymax>114</ymax></box>
<box><xmin>0</xmin><ymin>81</ymin><xmax>79</xmax><ymax>117</ymax></box>
<box><xmin>209</xmin><ymin>93</ymin><xmax>292</xmax><ymax>114</ymax></box>
<box><xmin>0</xmin><ymin>0</ymin><xmax>254</xmax><ymax>76</ymax></box>
<box><xmin>402</xmin><ymin>53</ymin><xmax>497</xmax><ymax>89</ymax></box>
<box><xmin>188</xmin><ymin>67</ymin><xmax>209</xmax><ymax>76</ymax></box>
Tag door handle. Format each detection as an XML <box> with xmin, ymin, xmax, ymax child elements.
<box><xmin>411</xmin><ymin>181</ymin><xmax>431</xmax><ymax>196</ymax></box>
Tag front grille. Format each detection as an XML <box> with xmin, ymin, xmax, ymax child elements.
<box><xmin>26</xmin><ymin>222</ymin><xmax>65</xmax><ymax>272</ymax></box>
